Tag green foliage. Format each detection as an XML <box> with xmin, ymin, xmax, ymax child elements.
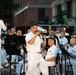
<box><xmin>72</xmin><ymin>16</ymin><xmax>76</xmax><ymax>23</ymax></box>
<box><xmin>38</xmin><ymin>21</ymin><xmax>44</xmax><ymax>24</ymax></box>
<box><xmin>73</xmin><ymin>17</ymin><xmax>76</xmax><ymax>19</ymax></box>
<box><xmin>53</xmin><ymin>9</ymin><xmax>67</xmax><ymax>24</ymax></box>
<box><xmin>38</xmin><ymin>16</ymin><xmax>50</xmax><ymax>24</ymax></box>
<box><xmin>0</xmin><ymin>0</ymin><xmax>19</xmax><ymax>25</ymax></box>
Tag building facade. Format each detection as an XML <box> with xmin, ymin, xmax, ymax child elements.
<box><xmin>51</xmin><ymin>0</ymin><xmax>76</xmax><ymax>26</ymax></box>
<box><xmin>14</xmin><ymin>0</ymin><xmax>52</xmax><ymax>28</ymax></box>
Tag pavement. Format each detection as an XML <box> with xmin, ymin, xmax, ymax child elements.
<box><xmin>0</xmin><ymin>67</ymin><xmax>16</xmax><ymax>75</ymax></box>
<box><xmin>0</xmin><ymin>66</ymin><xmax>74</xmax><ymax>75</ymax></box>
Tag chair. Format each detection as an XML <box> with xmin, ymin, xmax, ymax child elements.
<box><xmin>48</xmin><ymin>53</ymin><xmax>61</xmax><ymax>75</ymax></box>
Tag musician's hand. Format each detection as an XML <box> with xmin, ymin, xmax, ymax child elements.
<box><xmin>35</xmin><ymin>31</ymin><xmax>40</xmax><ymax>36</ymax></box>
<box><xmin>70</xmin><ymin>55</ymin><xmax>76</xmax><ymax>58</ymax></box>
<box><xmin>43</xmin><ymin>35</ymin><xmax>46</xmax><ymax>40</ymax></box>
<box><xmin>25</xmin><ymin>60</ymin><xmax>28</xmax><ymax>63</ymax></box>
<box><xmin>41</xmin><ymin>50</ymin><xmax>43</xmax><ymax>53</ymax></box>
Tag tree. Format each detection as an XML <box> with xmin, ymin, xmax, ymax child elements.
<box><xmin>72</xmin><ymin>16</ymin><xmax>76</xmax><ymax>23</ymax></box>
<box><xmin>53</xmin><ymin>9</ymin><xmax>67</xmax><ymax>24</ymax></box>
<box><xmin>0</xmin><ymin>0</ymin><xmax>19</xmax><ymax>25</ymax></box>
<box><xmin>38</xmin><ymin>16</ymin><xmax>50</xmax><ymax>24</ymax></box>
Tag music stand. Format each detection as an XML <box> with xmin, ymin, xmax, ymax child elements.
<box><xmin>59</xmin><ymin>44</ymin><xmax>71</xmax><ymax>75</ymax></box>
<box><xmin>13</xmin><ymin>35</ymin><xmax>26</xmax><ymax>74</ymax></box>
<box><xmin>59</xmin><ymin>44</ymin><xmax>70</xmax><ymax>56</ymax></box>
<box><xmin>14</xmin><ymin>36</ymin><xmax>26</xmax><ymax>46</ymax></box>
<box><xmin>65</xmin><ymin>36</ymin><xmax>71</xmax><ymax>44</ymax></box>
<box><xmin>4</xmin><ymin>35</ymin><xmax>21</xmax><ymax>74</ymax></box>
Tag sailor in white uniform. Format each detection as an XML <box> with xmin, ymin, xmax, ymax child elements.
<box><xmin>25</xmin><ymin>24</ymin><xmax>48</xmax><ymax>75</ymax></box>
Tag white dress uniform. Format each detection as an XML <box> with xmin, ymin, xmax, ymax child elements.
<box><xmin>45</xmin><ymin>45</ymin><xmax>58</xmax><ymax>66</ymax></box>
<box><xmin>0</xmin><ymin>20</ymin><xmax>6</xmax><ymax>69</ymax></box>
<box><xmin>67</xmin><ymin>45</ymin><xmax>76</xmax><ymax>75</ymax></box>
<box><xmin>25</xmin><ymin>32</ymin><xmax>48</xmax><ymax>75</ymax></box>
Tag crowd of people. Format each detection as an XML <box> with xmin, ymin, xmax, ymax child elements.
<box><xmin>0</xmin><ymin>20</ymin><xmax>76</xmax><ymax>75</ymax></box>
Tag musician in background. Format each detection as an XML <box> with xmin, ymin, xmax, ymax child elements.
<box><xmin>8</xmin><ymin>27</ymin><xmax>16</xmax><ymax>35</ymax></box>
<box><xmin>62</xmin><ymin>38</ymin><xmax>76</xmax><ymax>75</ymax></box>
<box><xmin>58</xmin><ymin>31</ymin><xmax>68</xmax><ymax>75</ymax></box>
<box><xmin>23</xmin><ymin>29</ymin><xmax>31</xmax><ymax>36</ymax></box>
<box><xmin>60</xmin><ymin>27</ymin><xmax>69</xmax><ymax>36</ymax></box>
<box><xmin>58</xmin><ymin>31</ymin><xmax>68</xmax><ymax>53</ymax></box>
<box><xmin>16</xmin><ymin>29</ymin><xmax>24</xmax><ymax>54</ymax></box>
<box><xmin>46</xmin><ymin>28</ymin><xmax>59</xmax><ymax>50</ymax></box>
<box><xmin>67</xmin><ymin>38</ymin><xmax>76</xmax><ymax>75</ymax></box>
<box><xmin>16</xmin><ymin>29</ymin><xmax>30</xmax><ymax>75</ymax></box>
<box><xmin>42</xmin><ymin>38</ymin><xmax>58</xmax><ymax>66</ymax></box>
<box><xmin>16</xmin><ymin>29</ymin><xmax>22</xmax><ymax>36</ymax></box>
<box><xmin>10</xmin><ymin>29</ymin><xmax>23</xmax><ymax>69</ymax></box>
<box><xmin>0</xmin><ymin>20</ymin><xmax>7</xmax><ymax>69</ymax></box>
<box><xmin>7</xmin><ymin>27</ymin><xmax>17</xmax><ymax>69</ymax></box>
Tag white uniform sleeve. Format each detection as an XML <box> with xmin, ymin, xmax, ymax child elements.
<box><xmin>25</xmin><ymin>34</ymin><xmax>32</xmax><ymax>43</ymax></box>
<box><xmin>51</xmin><ymin>47</ymin><xmax>58</xmax><ymax>58</ymax></box>
<box><xmin>52</xmin><ymin>47</ymin><xmax>58</xmax><ymax>58</ymax></box>
<box><xmin>46</xmin><ymin>47</ymin><xmax>56</xmax><ymax>58</ymax></box>
<box><xmin>40</xmin><ymin>35</ymin><xmax>43</xmax><ymax>44</ymax></box>
<box><xmin>0</xmin><ymin>20</ymin><xmax>6</xmax><ymax>31</ymax></box>
<box><xmin>68</xmin><ymin>46</ymin><xmax>76</xmax><ymax>55</ymax></box>
<box><xmin>51</xmin><ymin>50</ymin><xmax>56</xmax><ymax>57</ymax></box>
<box><xmin>62</xmin><ymin>38</ymin><xmax>68</xmax><ymax>45</ymax></box>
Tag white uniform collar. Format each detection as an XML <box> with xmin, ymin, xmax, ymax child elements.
<box><xmin>30</xmin><ymin>31</ymin><xmax>35</xmax><ymax>35</ymax></box>
<box><xmin>50</xmin><ymin>45</ymin><xmax>55</xmax><ymax>48</ymax></box>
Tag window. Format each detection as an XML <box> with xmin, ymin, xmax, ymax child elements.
<box><xmin>38</xmin><ymin>0</ymin><xmax>45</xmax><ymax>2</ymax></box>
<box><xmin>38</xmin><ymin>8</ymin><xmax>45</xmax><ymax>21</ymax></box>
<box><xmin>67</xmin><ymin>0</ymin><xmax>72</xmax><ymax>19</ymax></box>
<box><xmin>57</xmin><ymin>4</ymin><xmax>61</xmax><ymax>13</ymax></box>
